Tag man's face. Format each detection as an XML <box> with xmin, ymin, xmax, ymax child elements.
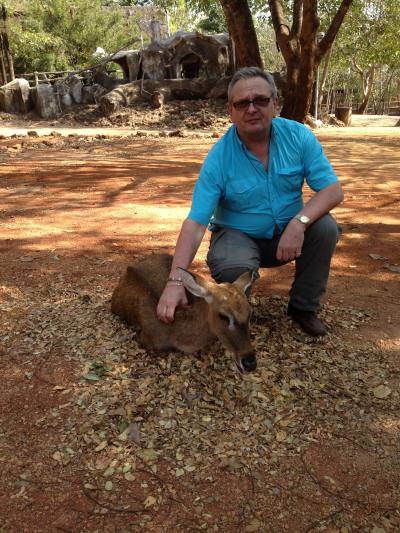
<box><xmin>228</xmin><ymin>76</ymin><xmax>278</xmax><ymax>139</ymax></box>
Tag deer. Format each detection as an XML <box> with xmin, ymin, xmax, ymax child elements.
<box><xmin>111</xmin><ymin>253</ymin><xmax>259</xmax><ymax>373</ymax></box>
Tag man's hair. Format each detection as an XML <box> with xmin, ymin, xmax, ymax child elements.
<box><xmin>227</xmin><ymin>67</ymin><xmax>278</xmax><ymax>101</ymax></box>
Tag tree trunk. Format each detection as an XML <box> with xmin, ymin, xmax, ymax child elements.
<box><xmin>356</xmin><ymin>65</ymin><xmax>376</xmax><ymax>114</ymax></box>
<box><xmin>0</xmin><ymin>36</ymin><xmax>7</xmax><ymax>85</ymax></box>
<box><xmin>219</xmin><ymin>0</ymin><xmax>263</xmax><ymax>69</ymax></box>
<box><xmin>335</xmin><ymin>106</ymin><xmax>352</xmax><ymax>125</ymax></box>
<box><xmin>318</xmin><ymin>44</ymin><xmax>333</xmax><ymax>110</ymax></box>
<box><xmin>1</xmin><ymin>4</ymin><xmax>14</xmax><ymax>81</ymax></box>
<box><xmin>269</xmin><ymin>0</ymin><xmax>353</xmax><ymax>122</ymax></box>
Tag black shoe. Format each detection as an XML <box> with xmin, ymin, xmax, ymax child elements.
<box><xmin>287</xmin><ymin>304</ymin><xmax>327</xmax><ymax>337</ymax></box>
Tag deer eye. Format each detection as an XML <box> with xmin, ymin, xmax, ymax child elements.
<box><xmin>218</xmin><ymin>313</ymin><xmax>230</xmax><ymax>324</ymax></box>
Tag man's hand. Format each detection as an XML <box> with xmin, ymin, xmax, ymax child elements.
<box><xmin>157</xmin><ymin>284</ymin><xmax>188</xmax><ymax>323</ymax></box>
<box><xmin>276</xmin><ymin>219</ymin><xmax>305</xmax><ymax>262</ymax></box>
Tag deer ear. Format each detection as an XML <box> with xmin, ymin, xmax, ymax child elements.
<box><xmin>177</xmin><ymin>268</ymin><xmax>213</xmax><ymax>302</ymax></box>
<box><xmin>233</xmin><ymin>269</ymin><xmax>259</xmax><ymax>294</ymax></box>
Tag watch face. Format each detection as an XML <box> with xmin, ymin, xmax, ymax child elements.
<box><xmin>296</xmin><ymin>215</ymin><xmax>310</xmax><ymax>225</ymax></box>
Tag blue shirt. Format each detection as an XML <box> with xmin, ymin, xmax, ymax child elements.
<box><xmin>188</xmin><ymin>117</ymin><xmax>338</xmax><ymax>238</ymax></box>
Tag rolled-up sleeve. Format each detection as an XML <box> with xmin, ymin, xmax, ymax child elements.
<box><xmin>302</xmin><ymin>128</ymin><xmax>338</xmax><ymax>192</ymax></box>
<box><xmin>187</xmin><ymin>164</ymin><xmax>223</xmax><ymax>226</ymax></box>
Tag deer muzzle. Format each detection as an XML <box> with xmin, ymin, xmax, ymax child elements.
<box><xmin>239</xmin><ymin>352</ymin><xmax>257</xmax><ymax>373</ymax></box>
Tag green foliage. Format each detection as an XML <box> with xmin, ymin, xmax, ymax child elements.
<box><xmin>322</xmin><ymin>0</ymin><xmax>400</xmax><ymax>69</ymax></box>
<box><xmin>197</xmin><ymin>4</ymin><xmax>226</xmax><ymax>33</ymax></box>
<box><xmin>253</xmin><ymin>17</ymin><xmax>284</xmax><ymax>72</ymax></box>
<box><xmin>6</xmin><ymin>0</ymin><xmax>141</xmax><ymax>73</ymax></box>
<box><xmin>318</xmin><ymin>0</ymin><xmax>400</xmax><ymax>108</ymax></box>
<box><xmin>166</xmin><ymin>0</ymin><xmax>198</xmax><ymax>33</ymax></box>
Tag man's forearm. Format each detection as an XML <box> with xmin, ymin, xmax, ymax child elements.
<box><xmin>298</xmin><ymin>182</ymin><xmax>344</xmax><ymax>224</ymax></box>
<box><xmin>169</xmin><ymin>218</ymin><xmax>207</xmax><ymax>278</ymax></box>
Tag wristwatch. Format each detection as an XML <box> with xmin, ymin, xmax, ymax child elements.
<box><xmin>294</xmin><ymin>214</ymin><xmax>311</xmax><ymax>226</ymax></box>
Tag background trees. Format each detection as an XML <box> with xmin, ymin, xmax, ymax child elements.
<box><xmin>3</xmin><ymin>0</ymin><xmax>399</xmax><ymax>121</ymax></box>
<box><xmin>326</xmin><ymin>0</ymin><xmax>400</xmax><ymax>114</ymax></box>
<box><xmin>6</xmin><ymin>0</ymin><xmax>141</xmax><ymax>73</ymax></box>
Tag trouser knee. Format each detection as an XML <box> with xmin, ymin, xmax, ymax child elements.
<box><xmin>306</xmin><ymin>214</ymin><xmax>340</xmax><ymax>249</ymax></box>
<box><xmin>212</xmin><ymin>267</ymin><xmax>251</xmax><ymax>284</ymax></box>
<box><xmin>207</xmin><ymin>228</ymin><xmax>261</xmax><ymax>283</ymax></box>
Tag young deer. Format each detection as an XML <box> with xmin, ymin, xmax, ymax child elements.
<box><xmin>111</xmin><ymin>253</ymin><xmax>259</xmax><ymax>373</ymax></box>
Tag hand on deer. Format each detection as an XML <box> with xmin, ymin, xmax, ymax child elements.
<box><xmin>157</xmin><ymin>284</ymin><xmax>188</xmax><ymax>323</ymax></box>
<box><xmin>276</xmin><ymin>220</ymin><xmax>305</xmax><ymax>263</ymax></box>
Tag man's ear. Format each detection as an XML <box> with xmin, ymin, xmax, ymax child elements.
<box><xmin>177</xmin><ymin>268</ymin><xmax>214</xmax><ymax>303</ymax></box>
<box><xmin>273</xmin><ymin>97</ymin><xmax>280</xmax><ymax>116</ymax></box>
<box><xmin>227</xmin><ymin>101</ymin><xmax>234</xmax><ymax>123</ymax></box>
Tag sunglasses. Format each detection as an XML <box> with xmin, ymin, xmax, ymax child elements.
<box><xmin>232</xmin><ymin>96</ymin><xmax>272</xmax><ymax>111</ymax></box>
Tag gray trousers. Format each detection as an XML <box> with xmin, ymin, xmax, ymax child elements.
<box><xmin>206</xmin><ymin>214</ymin><xmax>340</xmax><ymax>313</ymax></box>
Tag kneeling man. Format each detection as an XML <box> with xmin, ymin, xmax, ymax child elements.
<box><xmin>157</xmin><ymin>67</ymin><xmax>343</xmax><ymax>337</ymax></box>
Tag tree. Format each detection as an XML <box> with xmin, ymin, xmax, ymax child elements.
<box><xmin>7</xmin><ymin>0</ymin><xmax>141</xmax><ymax>73</ymax></box>
<box><xmin>0</xmin><ymin>2</ymin><xmax>15</xmax><ymax>84</ymax></box>
<box><xmin>334</xmin><ymin>0</ymin><xmax>400</xmax><ymax>113</ymax></box>
<box><xmin>253</xmin><ymin>15</ymin><xmax>284</xmax><ymax>72</ymax></box>
<box><xmin>218</xmin><ymin>0</ymin><xmax>262</xmax><ymax>68</ymax></box>
<box><xmin>184</xmin><ymin>0</ymin><xmax>262</xmax><ymax>67</ymax></box>
<box><xmin>197</xmin><ymin>4</ymin><xmax>226</xmax><ymax>33</ymax></box>
<box><xmin>268</xmin><ymin>0</ymin><xmax>353</xmax><ymax>122</ymax></box>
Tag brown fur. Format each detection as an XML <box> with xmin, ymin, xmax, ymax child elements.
<box><xmin>111</xmin><ymin>254</ymin><xmax>257</xmax><ymax>368</ymax></box>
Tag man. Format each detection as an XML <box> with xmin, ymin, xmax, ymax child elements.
<box><xmin>157</xmin><ymin>67</ymin><xmax>343</xmax><ymax>336</ymax></box>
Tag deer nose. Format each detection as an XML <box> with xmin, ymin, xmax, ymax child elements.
<box><xmin>241</xmin><ymin>353</ymin><xmax>257</xmax><ymax>372</ymax></box>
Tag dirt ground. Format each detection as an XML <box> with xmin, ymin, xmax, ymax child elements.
<box><xmin>0</xmin><ymin>108</ymin><xmax>399</xmax><ymax>533</ymax></box>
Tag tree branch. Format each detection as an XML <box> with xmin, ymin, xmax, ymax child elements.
<box><xmin>351</xmin><ymin>59</ymin><xmax>363</xmax><ymax>75</ymax></box>
<box><xmin>317</xmin><ymin>0</ymin><xmax>353</xmax><ymax>59</ymax></box>
<box><xmin>290</xmin><ymin>0</ymin><xmax>303</xmax><ymax>38</ymax></box>
<box><xmin>300</xmin><ymin>0</ymin><xmax>319</xmax><ymax>43</ymax></box>
<box><xmin>268</xmin><ymin>0</ymin><xmax>293</xmax><ymax>61</ymax></box>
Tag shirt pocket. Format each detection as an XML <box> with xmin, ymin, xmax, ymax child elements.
<box><xmin>224</xmin><ymin>178</ymin><xmax>265</xmax><ymax>211</ymax></box>
<box><xmin>276</xmin><ymin>165</ymin><xmax>304</xmax><ymax>193</ymax></box>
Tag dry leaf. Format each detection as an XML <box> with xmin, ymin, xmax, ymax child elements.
<box><xmin>128</xmin><ymin>422</ymin><xmax>141</xmax><ymax>444</ymax></box>
<box><xmin>139</xmin><ymin>448</ymin><xmax>158</xmax><ymax>463</ymax></box>
<box><xmin>275</xmin><ymin>431</ymin><xmax>287</xmax><ymax>442</ymax></box>
<box><xmin>94</xmin><ymin>441</ymin><xmax>108</xmax><ymax>452</ymax></box>
<box><xmin>244</xmin><ymin>518</ymin><xmax>262</xmax><ymax>532</ymax></box>
<box><xmin>144</xmin><ymin>495</ymin><xmax>157</xmax><ymax>508</ymax></box>
<box><xmin>372</xmin><ymin>385</ymin><xmax>391</xmax><ymax>399</ymax></box>
<box><xmin>52</xmin><ymin>451</ymin><xmax>63</xmax><ymax>462</ymax></box>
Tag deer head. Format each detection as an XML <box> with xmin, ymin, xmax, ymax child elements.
<box><xmin>177</xmin><ymin>268</ymin><xmax>259</xmax><ymax>373</ymax></box>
